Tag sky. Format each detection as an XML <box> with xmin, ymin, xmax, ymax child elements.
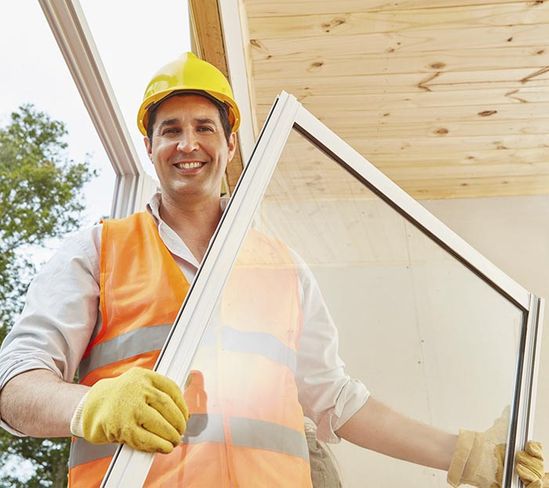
<box><xmin>1</xmin><ymin>0</ymin><xmax>191</xmax><ymax>228</ymax></box>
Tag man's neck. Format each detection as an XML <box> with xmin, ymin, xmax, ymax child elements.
<box><xmin>159</xmin><ymin>192</ymin><xmax>222</xmax><ymax>263</ymax></box>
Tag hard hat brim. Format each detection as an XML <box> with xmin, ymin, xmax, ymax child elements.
<box><xmin>137</xmin><ymin>89</ymin><xmax>240</xmax><ymax>136</ymax></box>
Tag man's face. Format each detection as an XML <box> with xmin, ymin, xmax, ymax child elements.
<box><xmin>144</xmin><ymin>94</ymin><xmax>236</xmax><ymax>203</ymax></box>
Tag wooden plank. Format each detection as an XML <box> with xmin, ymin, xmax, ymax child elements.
<box><xmin>245</xmin><ymin>0</ymin><xmax>534</xmax><ymax>17</ymax></box>
<box><xmin>190</xmin><ymin>0</ymin><xmax>227</xmax><ymax>72</ymax></box>
<box><xmin>249</xmin><ymin>3</ymin><xmax>549</xmax><ymax>39</ymax></box>
<box><xmin>382</xmin><ymin>158</ymin><xmax>549</xmax><ymax>177</ymax></box>
<box><xmin>258</xmin><ymin>112</ymin><xmax>549</xmax><ymax>140</ymax></box>
<box><xmin>281</xmin><ymin>133</ymin><xmax>549</xmax><ymax>155</ymax></box>
<box><xmin>252</xmin><ymin>69</ymin><xmax>549</xmax><ymax>105</ymax></box>
<box><xmin>329</xmin><ymin>118</ymin><xmax>549</xmax><ymax>137</ymax></box>
<box><xmin>247</xmin><ymin>23</ymin><xmax>549</xmax><ymax>60</ymax></box>
<box><xmin>274</xmin><ymin>150</ymin><xmax>549</xmax><ymax>175</ymax></box>
<box><xmin>289</xmin><ymin>119</ymin><xmax>549</xmax><ymax>138</ymax></box>
<box><xmin>276</xmin><ymin>132</ymin><xmax>549</xmax><ymax>169</ymax></box>
<box><xmin>401</xmin><ymin>174</ymin><xmax>549</xmax><ymax>199</ymax></box>
<box><xmin>256</xmin><ymin>86</ymin><xmax>549</xmax><ymax>110</ymax></box>
<box><xmin>259</xmin><ymin>100</ymin><xmax>549</xmax><ymax>123</ymax></box>
<box><xmin>252</xmin><ymin>46</ymin><xmax>549</xmax><ymax>79</ymax></box>
<box><xmin>307</xmin><ymin>116</ymin><xmax>549</xmax><ymax>137</ymax></box>
<box><xmin>267</xmin><ymin>163</ymin><xmax>549</xmax><ymax>199</ymax></box>
<box><xmin>348</xmin><ymin>138</ymin><xmax>549</xmax><ymax>157</ymax></box>
<box><xmin>190</xmin><ymin>0</ymin><xmax>244</xmax><ymax>193</ymax></box>
<box><xmin>264</xmin><ymin>172</ymin><xmax>549</xmax><ymax>200</ymax></box>
<box><xmin>255</xmin><ymin>86</ymin><xmax>549</xmax><ymax>107</ymax></box>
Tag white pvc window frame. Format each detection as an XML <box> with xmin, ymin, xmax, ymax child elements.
<box><xmin>38</xmin><ymin>0</ymin><xmax>157</xmax><ymax>217</ymax></box>
<box><xmin>102</xmin><ymin>92</ymin><xmax>544</xmax><ymax>487</ymax></box>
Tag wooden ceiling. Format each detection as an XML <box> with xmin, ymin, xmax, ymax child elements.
<box><xmin>192</xmin><ymin>0</ymin><xmax>549</xmax><ymax>199</ymax></box>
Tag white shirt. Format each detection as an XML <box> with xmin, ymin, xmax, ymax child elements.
<box><xmin>0</xmin><ymin>193</ymin><xmax>369</xmax><ymax>442</ymax></box>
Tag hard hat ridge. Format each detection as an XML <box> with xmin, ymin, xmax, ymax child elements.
<box><xmin>137</xmin><ymin>52</ymin><xmax>241</xmax><ymax>136</ymax></box>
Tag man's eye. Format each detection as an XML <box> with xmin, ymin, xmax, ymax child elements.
<box><xmin>197</xmin><ymin>126</ymin><xmax>215</xmax><ymax>133</ymax></box>
<box><xmin>162</xmin><ymin>127</ymin><xmax>179</xmax><ymax>135</ymax></box>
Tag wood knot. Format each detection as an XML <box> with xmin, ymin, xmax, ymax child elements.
<box><xmin>435</xmin><ymin>128</ymin><xmax>449</xmax><ymax>135</ymax></box>
<box><xmin>478</xmin><ymin>110</ymin><xmax>498</xmax><ymax>117</ymax></box>
<box><xmin>430</xmin><ymin>62</ymin><xmax>446</xmax><ymax>69</ymax></box>
<box><xmin>321</xmin><ymin>17</ymin><xmax>346</xmax><ymax>32</ymax></box>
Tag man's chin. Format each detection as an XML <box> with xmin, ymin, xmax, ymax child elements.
<box><xmin>162</xmin><ymin>185</ymin><xmax>220</xmax><ymax>203</ymax></box>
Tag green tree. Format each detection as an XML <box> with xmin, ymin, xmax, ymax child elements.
<box><xmin>0</xmin><ymin>104</ymin><xmax>96</xmax><ymax>487</ymax></box>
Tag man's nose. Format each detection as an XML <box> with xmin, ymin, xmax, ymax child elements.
<box><xmin>176</xmin><ymin>129</ymin><xmax>199</xmax><ymax>152</ymax></box>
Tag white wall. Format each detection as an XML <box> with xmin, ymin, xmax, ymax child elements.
<box><xmin>259</xmin><ymin>193</ymin><xmax>548</xmax><ymax>487</ymax></box>
<box><xmin>422</xmin><ymin>195</ymin><xmax>549</xmax><ymax>449</ymax></box>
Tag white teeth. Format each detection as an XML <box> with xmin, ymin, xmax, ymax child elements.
<box><xmin>175</xmin><ymin>162</ymin><xmax>203</xmax><ymax>169</ymax></box>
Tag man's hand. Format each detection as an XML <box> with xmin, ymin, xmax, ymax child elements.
<box><xmin>72</xmin><ymin>367</ymin><xmax>189</xmax><ymax>453</ymax></box>
<box><xmin>516</xmin><ymin>441</ymin><xmax>549</xmax><ymax>488</ymax></box>
<box><xmin>447</xmin><ymin>408</ymin><xmax>509</xmax><ymax>488</ymax></box>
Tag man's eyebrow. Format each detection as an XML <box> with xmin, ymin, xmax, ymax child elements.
<box><xmin>195</xmin><ymin>117</ymin><xmax>217</xmax><ymax>125</ymax></box>
<box><xmin>156</xmin><ymin>118</ymin><xmax>179</xmax><ymax>132</ymax></box>
<box><xmin>157</xmin><ymin>117</ymin><xmax>217</xmax><ymax>132</ymax></box>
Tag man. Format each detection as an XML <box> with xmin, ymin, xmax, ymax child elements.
<box><xmin>0</xmin><ymin>52</ymin><xmax>546</xmax><ymax>487</ymax></box>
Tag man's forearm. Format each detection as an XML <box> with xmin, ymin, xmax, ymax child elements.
<box><xmin>336</xmin><ymin>397</ymin><xmax>457</xmax><ymax>470</ymax></box>
<box><xmin>0</xmin><ymin>369</ymin><xmax>89</xmax><ymax>437</ymax></box>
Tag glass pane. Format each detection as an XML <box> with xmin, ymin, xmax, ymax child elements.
<box><xmin>146</xmin><ymin>128</ymin><xmax>523</xmax><ymax>486</ymax></box>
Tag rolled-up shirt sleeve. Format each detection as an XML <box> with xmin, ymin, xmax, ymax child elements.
<box><xmin>293</xmin><ymin>251</ymin><xmax>370</xmax><ymax>443</ymax></box>
<box><xmin>0</xmin><ymin>226</ymin><xmax>101</xmax><ymax>435</ymax></box>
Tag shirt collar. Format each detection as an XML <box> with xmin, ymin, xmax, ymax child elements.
<box><xmin>146</xmin><ymin>192</ymin><xmax>229</xmax><ymax>267</ymax></box>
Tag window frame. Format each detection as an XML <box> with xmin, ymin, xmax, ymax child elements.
<box><xmin>101</xmin><ymin>91</ymin><xmax>544</xmax><ymax>488</ymax></box>
<box><xmin>38</xmin><ymin>0</ymin><xmax>157</xmax><ymax>217</ymax></box>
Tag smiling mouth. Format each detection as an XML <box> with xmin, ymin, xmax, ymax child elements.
<box><xmin>174</xmin><ymin>161</ymin><xmax>205</xmax><ymax>169</ymax></box>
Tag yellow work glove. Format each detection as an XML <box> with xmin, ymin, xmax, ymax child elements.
<box><xmin>516</xmin><ymin>441</ymin><xmax>549</xmax><ymax>488</ymax></box>
<box><xmin>447</xmin><ymin>408</ymin><xmax>509</xmax><ymax>488</ymax></box>
<box><xmin>71</xmin><ymin>367</ymin><xmax>189</xmax><ymax>453</ymax></box>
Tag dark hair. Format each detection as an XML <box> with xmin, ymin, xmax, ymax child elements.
<box><xmin>146</xmin><ymin>92</ymin><xmax>232</xmax><ymax>144</ymax></box>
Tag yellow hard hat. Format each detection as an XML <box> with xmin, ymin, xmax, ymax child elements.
<box><xmin>137</xmin><ymin>52</ymin><xmax>241</xmax><ymax>136</ymax></box>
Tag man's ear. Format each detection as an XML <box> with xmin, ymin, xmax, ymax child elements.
<box><xmin>227</xmin><ymin>132</ymin><xmax>237</xmax><ymax>162</ymax></box>
<box><xmin>144</xmin><ymin>136</ymin><xmax>153</xmax><ymax>162</ymax></box>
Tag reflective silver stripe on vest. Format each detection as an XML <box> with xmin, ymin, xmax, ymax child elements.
<box><xmin>69</xmin><ymin>414</ymin><xmax>308</xmax><ymax>468</ymax></box>
<box><xmin>183</xmin><ymin>414</ymin><xmax>309</xmax><ymax>460</ymax></box>
<box><xmin>229</xmin><ymin>417</ymin><xmax>309</xmax><ymax>460</ymax></box>
<box><xmin>80</xmin><ymin>325</ymin><xmax>297</xmax><ymax>379</ymax></box>
<box><xmin>78</xmin><ymin>324</ymin><xmax>172</xmax><ymax>378</ymax></box>
<box><xmin>183</xmin><ymin>413</ymin><xmax>224</xmax><ymax>443</ymax></box>
<box><xmin>221</xmin><ymin>327</ymin><xmax>297</xmax><ymax>373</ymax></box>
<box><xmin>69</xmin><ymin>440</ymin><xmax>117</xmax><ymax>468</ymax></box>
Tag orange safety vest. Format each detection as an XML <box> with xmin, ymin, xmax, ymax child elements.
<box><xmin>68</xmin><ymin>212</ymin><xmax>312</xmax><ymax>487</ymax></box>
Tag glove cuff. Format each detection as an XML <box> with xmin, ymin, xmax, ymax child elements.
<box><xmin>70</xmin><ymin>391</ymin><xmax>89</xmax><ymax>438</ymax></box>
<box><xmin>447</xmin><ymin>430</ymin><xmax>476</xmax><ymax>487</ymax></box>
